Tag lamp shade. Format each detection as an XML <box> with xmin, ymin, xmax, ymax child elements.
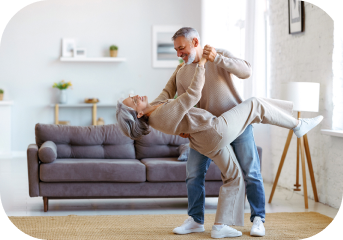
<box><xmin>281</xmin><ymin>82</ymin><xmax>320</xmax><ymax>112</ymax></box>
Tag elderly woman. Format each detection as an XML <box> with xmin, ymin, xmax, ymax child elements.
<box><xmin>116</xmin><ymin>58</ymin><xmax>322</xmax><ymax>238</ymax></box>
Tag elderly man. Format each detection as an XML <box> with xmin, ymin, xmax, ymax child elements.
<box><xmin>152</xmin><ymin>27</ymin><xmax>265</xmax><ymax>238</ymax></box>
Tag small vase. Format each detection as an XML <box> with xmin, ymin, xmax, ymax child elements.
<box><xmin>0</xmin><ymin>93</ymin><xmax>3</xmax><ymax>101</ymax></box>
<box><xmin>97</xmin><ymin>117</ymin><xmax>105</xmax><ymax>125</ymax></box>
<box><xmin>59</xmin><ymin>89</ymin><xmax>67</xmax><ymax>104</ymax></box>
<box><xmin>110</xmin><ymin>50</ymin><xmax>118</xmax><ymax>57</ymax></box>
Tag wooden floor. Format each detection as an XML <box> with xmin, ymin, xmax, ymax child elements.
<box><xmin>0</xmin><ymin>156</ymin><xmax>339</xmax><ymax>220</ymax></box>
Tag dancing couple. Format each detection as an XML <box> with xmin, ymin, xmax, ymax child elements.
<box><xmin>116</xmin><ymin>27</ymin><xmax>322</xmax><ymax>238</ymax></box>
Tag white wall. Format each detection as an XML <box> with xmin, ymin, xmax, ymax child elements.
<box><xmin>263</xmin><ymin>0</ymin><xmax>343</xmax><ymax>209</ymax></box>
<box><xmin>0</xmin><ymin>0</ymin><xmax>201</xmax><ymax>152</ymax></box>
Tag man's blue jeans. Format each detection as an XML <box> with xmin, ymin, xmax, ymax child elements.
<box><xmin>186</xmin><ymin>125</ymin><xmax>265</xmax><ymax>224</ymax></box>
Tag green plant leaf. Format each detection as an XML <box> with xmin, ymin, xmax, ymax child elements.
<box><xmin>110</xmin><ymin>45</ymin><xmax>118</xmax><ymax>50</ymax></box>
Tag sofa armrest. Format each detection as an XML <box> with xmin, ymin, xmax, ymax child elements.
<box><xmin>27</xmin><ymin>144</ymin><xmax>40</xmax><ymax>197</ymax></box>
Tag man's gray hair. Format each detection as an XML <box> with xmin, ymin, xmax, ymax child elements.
<box><xmin>172</xmin><ymin>27</ymin><xmax>200</xmax><ymax>43</ymax></box>
<box><xmin>116</xmin><ymin>99</ymin><xmax>150</xmax><ymax>140</ymax></box>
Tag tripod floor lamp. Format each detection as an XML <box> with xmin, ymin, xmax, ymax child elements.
<box><xmin>268</xmin><ymin>82</ymin><xmax>320</xmax><ymax>209</ymax></box>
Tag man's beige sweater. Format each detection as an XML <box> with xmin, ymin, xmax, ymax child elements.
<box><xmin>149</xmin><ymin>66</ymin><xmax>223</xmax><ymax>154</ymax></box>
<box><xmin>151</xmin><ymin>49</ymin><xmax>251</xmax><ymax>117</ymax></box>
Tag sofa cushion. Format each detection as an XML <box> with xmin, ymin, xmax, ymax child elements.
<box><xmin>40</xmin><ymin>159</ymin><xmax>146</xmax><ymax>182</ymax></box>
<box><xmin>135</xmin><ymin>128</ymin><xmax>189</xmax><ymax>160</ymax></box>
<box><xmin>38</xmin><ymin>141</ymin><xmax>57</xmax><ymax>163</ymax></box>
<box><xmin>178</xmin><ymin>143</ymin><xmax>190</xmax><ymax>161</ymax></box>
<box><xmin>35</xmin><ymin>123</ymin><xmax>135</xmax><ymax>159</ymax></box>
<box><xmin>141</xmin><ymin>158</ymin><xmax>186</xmax><ymax>182</ymax></box>
<box><xmin>141</xmin><ymin>158</ymin><xmax>222</xmax><ymax>182</ymax></box>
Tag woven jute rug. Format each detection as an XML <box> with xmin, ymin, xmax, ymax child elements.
<box><xmin>9</xmin><ymin>212</ymin><xmax>332</xmax><ymax>239</ymax></box>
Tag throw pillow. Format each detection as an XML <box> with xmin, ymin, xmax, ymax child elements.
<box><xmin>38</xmin><ymin>141</ymin><xmax>57</xmax><ymax>163</ymax></box>
<box><xmin>178</xmin><ymin>143</ymin><xmax>190</xmax><ymax>161</ymax></box>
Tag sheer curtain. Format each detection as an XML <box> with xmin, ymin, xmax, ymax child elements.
<box><xmin>201</xmin><ymin>0</ymin><xmax>247</xmax><ymax>98</ymax></box>
<box><xmin>201</xmin><ymin>0</ymin><xmax>270</xmax><ymax>178</ymax></box>
<box><xmin>243</xmin><ymin>0</ymin><xmax>268</xmax><ymax>99</ymax></box>
<box><xmin>201</xmin><ymin>0</ymin><xmax>268</xmax><ymax>100</ymax></box>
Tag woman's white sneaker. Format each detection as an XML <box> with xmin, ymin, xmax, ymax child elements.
<box><xmin>293</xmin><ymin>115</ymin><xmax>323</xmax><ymax>138</ymax></box>
<box><xmin>173</xmin><ymin>216</ymin><xmax>205</xmax><ymax>234</ymax></box>
<box><xmin>250</xmin><ymin>216</ymin><xmax>265</xmax><ymax>237</ymax></box>
<box><xmin>211</xmin><ymin>225</ymin><xmax>242</xmax><ymax>238</ymax></box>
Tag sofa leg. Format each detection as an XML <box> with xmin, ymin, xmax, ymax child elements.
<box><xmin>43</xmin><ymin>197</ymin><xmax>49</xmax><ymax>212</ymax></box>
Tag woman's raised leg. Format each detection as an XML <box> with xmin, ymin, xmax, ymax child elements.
<box><xmin>215</xmin><ymin>97</ymin><xmax>299</xmax><ymax>146</ymax></box>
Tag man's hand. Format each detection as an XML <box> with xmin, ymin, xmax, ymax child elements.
<box><xmin>202</xmin><ymin>45</ymin><xmax>217</xmax><ymax>62</ymax></box>
<box><xmin>179</xmin><ymin>133</ymin><xmax>192</xmax><ymax>139</ymax></box>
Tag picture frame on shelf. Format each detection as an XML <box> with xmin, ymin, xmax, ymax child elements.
<box><xmin>288</xmin><ymin>0</ymin><xmax>305</xmax><ymax>34</ymax></box>
<box><xmin>74</xmin><ymin>48</ymin><xmax>87</xmax><ymax>58</ymax></box>
<box><xmin>62</xmin><ymin>38</ymin><xmax>76</xmax><ymax>57</ymax></box>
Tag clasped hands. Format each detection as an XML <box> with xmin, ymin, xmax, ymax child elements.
<box><xmin>199</xmin><ymin>45</ymin><xmax>217</xmax><ymax>66</ymax></box>
<box><xmin>202</xmin><ymin>44</ymin><xmax>217</xmax><ymax>62</ymax></box>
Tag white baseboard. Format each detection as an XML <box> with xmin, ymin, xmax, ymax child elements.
<box><xmin>12</xmin><ymin>151</ymin><xmax>26</xmax><ymax>158</ymax></box>
<box><xmin>0</xmin><ymin>153</ymin><xmax>12</xmax><ymax>158</ymax></box>
<box><xmin>0</xmin><ymin>151</ymin><xmax>26</xmax><ymax>158</ymax></box>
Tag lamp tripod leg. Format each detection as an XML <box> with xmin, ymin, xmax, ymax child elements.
<box><xmin>303</xmin><ymin>134</ymin><xmax>319</xmax><ymax>202</ymax></box>
<box><xmin>294</xmin><ymin>111</ymin><xmax>301</xmax><ymax>191</ymax></box>
<box><xmin>300</xmin><ymin>137</ymin><xmax>308</xmax><ymax>209</ymax></box>
<box><xmin>294</xmin><ymin>138</ymin><xmax>301</xmax><ymax>191</ymax></box>
<box><xmin>269</xmin><ymin>129</ymin><xmax>293</xmax><ymax>203</ymax></box>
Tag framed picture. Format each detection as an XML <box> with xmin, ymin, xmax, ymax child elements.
<box><xmin>288</xmin><ymin>0</ymin><xmax>305</xmax><ymax>34</ymax></box>
<box><xmin>74</xmin><ymin>48</ymin><xmax>87</xmax><ymax>58</ymax></box>
<box><xmin>152</xmin><ymin>25</ymin><xmax>182</xmax><ymax>68</ymax></box>
<box><xmin>62</xmin><ymin>39</ymin><xmax>75</xmax><ymax>57</ymax></box>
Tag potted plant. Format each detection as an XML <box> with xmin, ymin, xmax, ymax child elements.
<box><xmin>0</xmin><ymin>89</ymin><xmax>3</xmax><ymax>101</ymax></box>
<box><xmin>53</xmin><ymin>80</ymin><xmax>72</xmax><ymax>104</ymax></box>
<box><xmin>109</xmin><ymin>45</ymin><xmax>118</xmax><ymax>57</ymax></box>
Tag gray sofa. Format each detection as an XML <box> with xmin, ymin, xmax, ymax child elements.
<box><xmin>27</xmin><ymin>123</ymin><xmax>262</xmax><ymax>212</ymax></box>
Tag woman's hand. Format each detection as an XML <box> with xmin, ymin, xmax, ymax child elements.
<box><xmin>179</xmin><ymin>133</ymin><xmax>192</xmax><ymax>139</ymax></box>
<box><xmin>199</xmin><ymin>57</ymin><xmax>207</xmax><ymax>67</ymax></box>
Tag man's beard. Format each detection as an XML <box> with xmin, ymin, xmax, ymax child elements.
<box><xmin>185</xmin><ymin>47</ymin><xmax>196</xmax><ymax>65</ymax></box>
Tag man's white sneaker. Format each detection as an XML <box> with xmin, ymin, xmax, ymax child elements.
<box><xmin>293</xmin><ymin>115</ymin><xmax>323</xmax><ymax>138</ymax></box>
<box><xmin>250</xmin><ymin>216</ymin><xmax>265</xmax><ymax>237</ymax></box>
<box><xmin>173</xmin><ymin>216</ymin><xmax>205</xmax><ymax>234</ymax></box>
<box><xmin>211</xmin><ymin>225</ymin><xmax>242</xmax><ymax>238</ymax></box>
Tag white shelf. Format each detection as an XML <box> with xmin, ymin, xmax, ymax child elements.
<box><xmin>0</xmin><ymin>101</ymin><xmax>13</xmax><ymax>106</ymax></box>
<box><xmin>59</xmin><ymin>57</ymin><xmax>126</xmax><ymax>62</ymax></box>
<box><xmin>49</xmin><ymin>104</ymin><xmax>116</xmax><ymax>108</ymax></box>
<box><xmin>321</xmin><ymin>129</ymin><xmax>343</xmax><ymax>138</ymax></box>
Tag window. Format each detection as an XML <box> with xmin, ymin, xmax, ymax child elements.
<box><xmin>332</xmin><ymin>26</ymin><xmax>343</xmax><ymax>130</ymax></box>
<box><xmin>201</xmin><ymin>0</ymin><xmax>246</xmax><ymax>97</ymax></box>
<box><xmin>201</xmin><ymin>0</ymin><xmax>268</xmax><ymax>100</ymax></box>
